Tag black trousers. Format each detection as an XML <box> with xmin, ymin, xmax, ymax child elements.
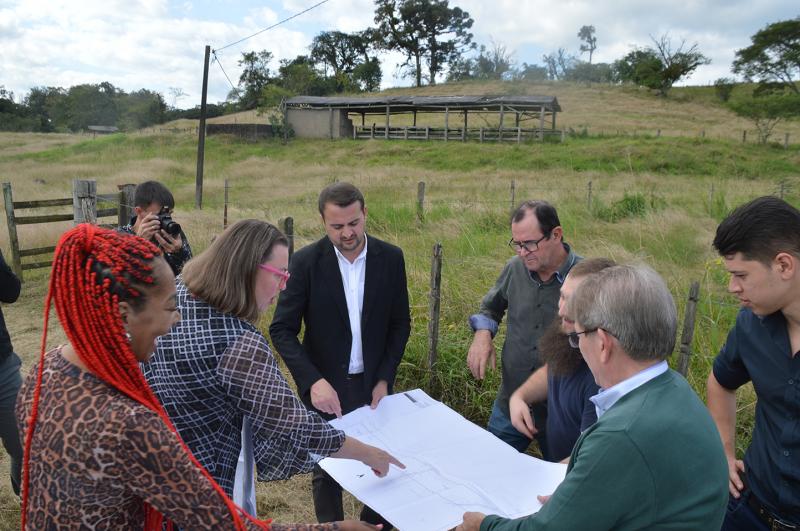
<box><xmin>312</xmin><ymin>373</ymin><xmax>393</xmax><ymax>529</ymax></box>
<box><xmin>0</xmin><ymin>352</ymin><xmax>22</xmax><ymax>496</ymax></box>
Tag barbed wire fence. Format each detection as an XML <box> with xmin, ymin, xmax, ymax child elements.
<box><xmin>2</xmin><ymin>174</ymin><xmax>796</xmax><ymax>392</ymax></box>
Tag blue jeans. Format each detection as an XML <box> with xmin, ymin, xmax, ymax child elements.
<box><xmin>487</xmin><ymin>398</ymin><xmax>547</xmax><ymax>456</ymax></box>
<box><xmin>720</xmin><ymin>493</ymin><xmax>770</xmax><ymax>531</ymax></box>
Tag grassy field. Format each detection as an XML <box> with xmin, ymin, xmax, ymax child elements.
<box><xmin>0</xmin><ymin>80</ymin><xmax>798</xmax><ymax>528</ymax></box>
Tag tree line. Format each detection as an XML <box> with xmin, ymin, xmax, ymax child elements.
<box><xmin>0</xmin><ymin>82</ymin><xmax>167</xmax><ymax>133</ymax></box>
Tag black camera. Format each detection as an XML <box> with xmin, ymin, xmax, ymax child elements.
<box><xmin>157</xmin><ymin>207</ymin><xmax>182</xmax><ymax>237</ymax></box>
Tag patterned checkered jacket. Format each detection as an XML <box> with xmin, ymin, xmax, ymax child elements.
<box><xmin>142</xmin><ymin>279</ymin><xmax>345</xmax><ymax>496</ymax></box>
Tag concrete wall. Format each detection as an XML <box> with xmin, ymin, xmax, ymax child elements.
<box><xmin>206</xmin><ymin>123</ymin><xmax>272</xmax><ymax>140</ymax></box>
<box><xmin>286</xmin><ymin>108</ymin><xmax>353</xmax><ymax>139</ymax></box>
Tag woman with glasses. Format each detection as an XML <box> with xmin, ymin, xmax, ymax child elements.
<box><xmin>142</xmin><ymin>219</ymin><xmax>402</xmax><ymax>523</ymax></box>
<box><xmin>17</xmin><ymin>224</ymin><xmax>385</xmax><ymax>530</ymax></box>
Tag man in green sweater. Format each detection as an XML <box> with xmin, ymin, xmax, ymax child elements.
<box><xmin>458</xmin><ymin>264</ymin><xmax>729</xmax><ymax>531</ymax></box>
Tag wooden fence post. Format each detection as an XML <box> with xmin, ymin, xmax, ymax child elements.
<box><xmin>708</xmin><ymin>183</ymin><xmax>715</xmax><ymax>212</ymax></box>
<box><xmin>657</xmin><ymin>129</ymin><xmax>661</xmax><ymax>138</ymax></box>
<box><xmin>701</xmin><ymin>130</ymin><xmax>706</xmax><ymax>138</ymax></box>
<box><xmin>117</xmin><ymin>183</ymin><xmax>135</xmax><ymax>228</ymax></box>
<box><xmin>73</xmin><ymin>179</ymin><xmax>97</xmax><ymax>225</ymax></box>
<box><xmin>417</xmin><ymin>181</ymin><xmax>426</xmax><ymax>221</ymax></box>
<box><xmin>785</xmin><ymin>133</ymin><xmax>790</xmax><ymax>149</ymax></box>
<box><xmin>282</xmin><ymin>216</ymin><xmax>294</xmax><ymax>261</ymax></box>
<box><xmin>517</xmin><ymin>127</ymin><xmax>522</xmax><ymax>144</ymax></box>
<box><xmin>587</xmin><ymin>180</ymin><xmax>593</xmax><ymax>212</ymax></box>
<box><xmin>560</xmin><ymin>130</ymin><xmax>565</xmax><ymax>142</ymax></box>
<box><xmin>780</xmin><ymin>181</ymin><xmax>786</xmax><ymax>200</ymax></box>
<box><xmin>510</xmin><ymin>180</ymin><xmax>516</xmax><ymax>214</ymax></box>
<box><xmin>427</xmin><ymin>242</ymin><xmax>443</xmax><ymax>395</ymax></box>
<box><xmin>677</xmin><ymin>281</ymin><xmax>700</xmax><ymax>377</ymax></box>
<box><xmin>2</xmin><ymin>183</ymin><xmax>22</xmax><ymax>278</ymax></box>
<box><xmin>479</xmin><ymin>128</ymin><xmax>484</xmax><ymax>143</ymax></box>
<box><xmin>223</xmin><ymin>179</ymin><xmax>229</xmax><ymax>229</ymax></box>
<box><xmin>742</xmin><ymin>130</ymin><xmax>747</xmax><ymax>143</ymax></box>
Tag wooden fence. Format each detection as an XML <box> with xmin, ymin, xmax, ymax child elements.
<box><xmin>353</xmin><ymin>125</ymin><xmax>563</xmax><ymax>143</ymax></box>
<box><xmin>2</xmin><ymin>180</ymin><xmax>135</xmax><ymax>281</ymax></box>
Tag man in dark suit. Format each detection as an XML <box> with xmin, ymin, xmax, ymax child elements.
<box><xmin>270</xmin><ymin>182</ymin><xmax>411</xmax><ymax>527</ymax></box>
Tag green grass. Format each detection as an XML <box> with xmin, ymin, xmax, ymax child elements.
<box><xmin>0</xmin><ymin>121</ymin><xmax>797</xmax><ymax>525</ymax></box>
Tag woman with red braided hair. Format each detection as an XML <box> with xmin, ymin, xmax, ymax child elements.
<box><xmin>15</xmin><ymin>224</ymin><xmax>379</xmax><ymax>530</ymax></box>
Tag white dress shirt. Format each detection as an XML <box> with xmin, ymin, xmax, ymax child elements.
<box><xmin>333</xmin><ymin>235</ymin><xmax>368</xmax><ymax>375</ymax></box>
<box><xmin>590</xmin><ymin>360</ymin><xmax>669</xmax><ymax>419</ymax></box>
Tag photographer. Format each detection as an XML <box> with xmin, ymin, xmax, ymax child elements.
<box><xmin>120</xmin><ymin>181</ymin><xmax>192</xmax><ymax>275</ymax></box>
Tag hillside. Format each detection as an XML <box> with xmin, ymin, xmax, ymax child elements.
<box><xmin>163</xmin><ymin>80</ymin><xmax>800</xmax><ymax>143</ymax></box>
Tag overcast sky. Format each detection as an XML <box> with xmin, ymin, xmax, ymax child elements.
<box><xmin>1</xmin><ymin>0</ymin><xmax>796</xmax><ymax>108</ymax></box>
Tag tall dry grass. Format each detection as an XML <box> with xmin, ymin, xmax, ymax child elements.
<box><xmin>0</xmin><ymin>94</ymin><xmax>795</xmax><ymax>527</ymax></box>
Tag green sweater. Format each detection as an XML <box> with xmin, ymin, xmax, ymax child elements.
<box><xmin>481</xmin><ymin>370</ymin><xmax>728</xmax><ymax>531</ymax></box>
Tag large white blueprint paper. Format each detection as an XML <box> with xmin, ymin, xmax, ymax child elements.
<box><xmin>319</xmin><ymin>389</ymin><xmax>567</xmax><ymax>531</ymax></box>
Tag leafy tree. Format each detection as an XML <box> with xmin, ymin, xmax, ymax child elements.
<box><xmin>374</xmin><ymin>0</ymin><xmax>474</xmax><ymax>86</ymax></box>
<box><xmin>119</xmin><ymin>89</ymin><xmax>166</xmax><ymax>129</ymax></box>
<box><xmin>277</xmin><ymin>56</ymin><xmax>335</xmax><ymax>95</ymax></box>
<box><xmin>565</xmin><ymin>61</ymin><xmax>614</xmax><ymax>83</ymax></box>
<box><xmin>729</xmin><ymin>89</ymin><xmax>800</xmax><ymax>143</ymax></box>
<box><xmin>578</xmin><ymin>25</ymin><xmax>597</xmax><ymax>64</ymax></box>
<box><xmin>62</xmin><ymin>82</ymin><xmax>120</xmax><ymax>130</ymax></box>
<box><xmin>237</xmin><ymin>50</ymin><xmax>274</xmax><ymax>109</ymax></box>
<box><xmin>309</xmin><ymin>31</ymin><xmax>382</xmax><ymax>91</ymax></box>
<box><xmin>311</xmin><ymin>31</ymin><xmax>366</xmax><ymax>76</ymax></box>
<box><xmin>714</xmin><ymin>77</ymin><xmax>735</xmax><ymax>102</ymax></box>
<box><xmin>614</xmin><ymin>35</ymin><xmax>710</xmax><ymax>96</ymax></box>
<box><xmin>23</xmin><ymin>86</ymin><xmax>65</xmax><ymax>132</ymax></box>
<box><xmin>352</xmin><ymin>58</ymin><xmax>383</xmax><ymax>91</ymax></box>
<box><xmin>733</xmin><ymin>17</ymin><xmax>800</xmax><ymax>94</ymax></box>
<box><xmin>515</xmin><ymin>63</ymin><xmax>549</xmax><ymax>81</ymax></box>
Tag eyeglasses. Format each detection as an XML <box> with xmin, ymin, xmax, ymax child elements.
<box><xmin>259</xmin><ymin>263</ymin><xmax>291</xmax><ymax>284</ymax></box>
<box><xmin>567</xmin><ymin>328</ymin><xmax>598</xmax><ymax>349</ymax></box>
<box><xmin>508</xmin><ymin>234</ymin><xmax>549</xmax><ymax>253</ymax></box>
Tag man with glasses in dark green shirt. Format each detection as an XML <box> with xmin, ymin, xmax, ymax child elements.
<box><xmin>467</xmin><ymin>200</ymin><xmax>579</xmax><ymax>454</ymax></box>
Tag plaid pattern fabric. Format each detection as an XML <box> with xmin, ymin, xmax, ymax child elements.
<box><xmin>143</xmin><ymin>280</ymin><xmax>345</xmax><ymax>496</ymax></box>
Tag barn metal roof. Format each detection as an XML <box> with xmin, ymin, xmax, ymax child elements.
<box><xmin>284</xmin><ymin>95</ymin><xmax>561</xmax><ymax>113</ymax></box>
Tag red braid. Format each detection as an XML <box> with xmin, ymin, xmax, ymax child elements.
<box><xmin>21</xmin><ymin>224</ymin><xmax>270</xmax><ymax>531</ymax></box>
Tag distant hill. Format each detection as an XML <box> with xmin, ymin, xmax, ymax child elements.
<box><xmin>164</xmin><ymin>80</ymin><xmax>800</xmax><ymax>142</ymax></box>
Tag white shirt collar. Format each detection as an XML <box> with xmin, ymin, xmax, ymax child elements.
<box><xmin>590</xmin><ymin>360</ymin><xmax>669</xmax><ymax>418</ymax></box>
<box><xmin>333</xmin><ymin>234</ymin><xmax>368</xmax><ymax>264</ymax></box>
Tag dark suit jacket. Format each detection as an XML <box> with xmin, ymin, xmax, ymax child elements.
<box><xmin>269</xmin><ymin>235</ymin><xmax>411</xmax><ymax>414</ymax></box>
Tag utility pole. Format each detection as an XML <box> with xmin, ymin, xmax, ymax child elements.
<box><xmin>195</xmin><ymin>45</ymin><xmax>210</xmax><ymax>209</ymax></box>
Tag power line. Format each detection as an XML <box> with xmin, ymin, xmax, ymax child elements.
<box><xmin>215</xmin><ymin>0</ymin><xmax>332</xmax><ymax>53</ymax></box>
<box><xmin>212</xmin><ymin>51</ymin><xmax>240</xmax><ymax>93</ymax></box>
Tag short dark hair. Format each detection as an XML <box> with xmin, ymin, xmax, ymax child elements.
<box><xmin>134</xmin><ymin>181</ymin><xmax>175</xmax><ymax>209</ymax></box>
<box><xmin>318</xmin><ymin>182</ymin><xmax>365</xmax><ymax>215</ymax></box>
<box><xmin>713</xmin><ymin>196</ymin><xmax>800</xmax><ymax>263</ymax></box>
<box><xmin>569</xmin><ymin>257</ymin><xmax>617</xmax><ymax>278</ymax></box>
<box><xmin>510</xmin><ymin>200</ymin><xmax>561</xmax><ymax>237</ymax></box>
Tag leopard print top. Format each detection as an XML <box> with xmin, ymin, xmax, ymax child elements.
<box><xmin>16</xmin><ymin>348</ymin><xmax>344</xmax><ymax>530</ymax></box>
